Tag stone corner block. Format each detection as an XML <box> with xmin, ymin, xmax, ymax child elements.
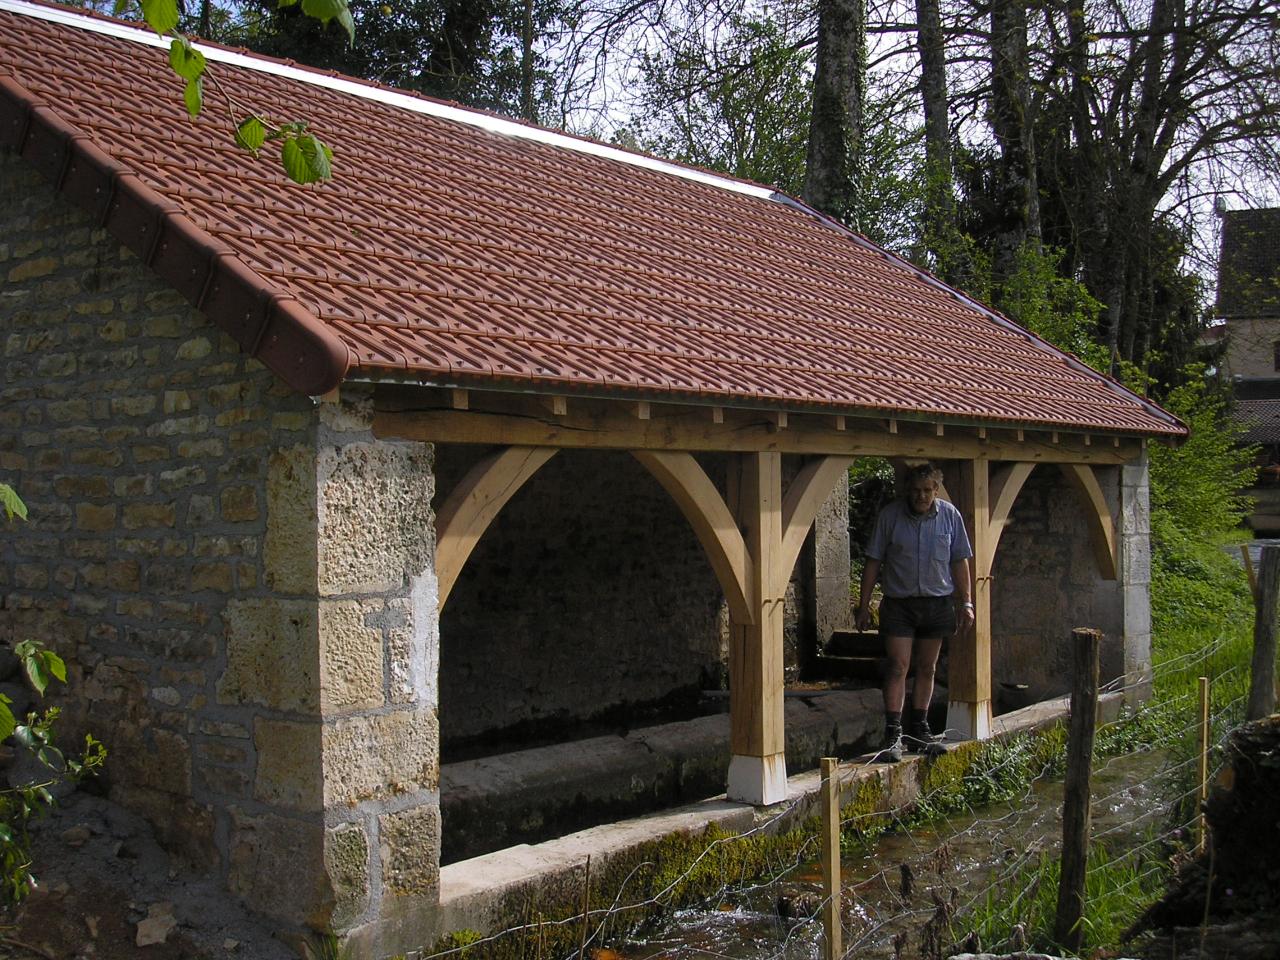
<box><xmin>326</xmin><ymin>821</ymin><xmax>373</xmax><ymax>931</ymax></box>
<box><xmin>218</xmin><ymin>598</ymin><xmax>320</xmax><ymax>712</ymax></box>
<box><xmin>265</xmin><ymin>444</ymin><xmax>319</xmax><ymax>595</ymax></box>
<box><xmin>228</xmin><ymin>808</ymin><xmax>330</xmax><ymax>927</ymax></box>
<box><xmin>323</xmin><ymin>708</ymin><xmax>438</xmax><ymax>806</ymax></box>
<box><xmin>320</xmin><ymin>600</ymin><xmax>385</xmax><ymax>714</ymax></box>
<box><xmin>318</xmin><ymin>442</ymin><xmax>435</xmax><ymax>596</ymax></box>
<box><xmin>379</xmin><ymin>804</ymin><xmax>441</xmax><ymax>896</ymax></box>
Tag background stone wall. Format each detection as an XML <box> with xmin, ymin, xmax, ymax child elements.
<box><xmin>435</xmin><ymin>447</ymin><xmax>726</xmax><ymax>755</ymax></box>
<box><xmin>990</xmin><ymin>464</ymin><xmax>1126</xmax><ymax>706</ymax></box>
<box><xmin>1</xmin><ymin>151</ymin><xmax>318</xmax><ymax>873</ymax></box>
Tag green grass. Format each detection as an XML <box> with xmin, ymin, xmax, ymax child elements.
<box><xmin>963</xmin><ymin>840</ymin><xmax>1173</xmax><ymax>955</ymax></box>
<box><xmin>953</xmin><ymin>525</ymin><xmax>1256</xmax><ymax>957</ymax></box>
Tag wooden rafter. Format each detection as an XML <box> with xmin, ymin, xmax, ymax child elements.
<box><xmin>630</xmin><ymin>450</ymin><xmax>755</xmax><ymax>624</ymax></box>
<box><xmin>434</xmin><ymin>446</ymin><xmax>558</xmax><ymax>611</ymax></box>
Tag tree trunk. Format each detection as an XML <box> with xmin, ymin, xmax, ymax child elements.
<box><xmin>989</xmin><ymin>0</ymin><xmax>1040</xmax><ymax>289</ymax></box>
<box><xmin>804</xmin><ymin>0</ymin><xmax>866</xmax><ymax>228</ymax></box>
<box><xmin>520</xmin><ymin>0</ymin><xmax>536</xmax><ymax>122</ymax></box>
<box><xmin>916</xmin><ymin>0</ymin><xmax>970</xmax><ymax>285</ymax></box>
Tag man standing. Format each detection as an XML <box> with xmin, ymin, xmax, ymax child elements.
<box><xmin>855</xmin><ymin>463</ymin><xmax>975</xmax><ymax>761</ymax></box>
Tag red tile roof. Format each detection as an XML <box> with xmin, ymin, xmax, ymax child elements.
<box><xmin>0</xmin><ymin>0</ymin><xmax>1185</xmax><ymax>437</ymax></box>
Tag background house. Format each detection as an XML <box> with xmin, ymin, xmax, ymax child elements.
<box><xmin>1216</xmin><ymin>207</ymin><xmax>1280</xmax><ymax>532</ymax></box>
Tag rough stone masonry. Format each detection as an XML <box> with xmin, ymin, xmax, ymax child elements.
<box><xmin>0</xmin><ymin>149</ymin><xmax>440</xmax><ymax>954</ymax></box>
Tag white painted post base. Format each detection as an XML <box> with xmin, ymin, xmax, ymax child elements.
<box><xmin>727</xmin><ymin>753</ymin><xmax>788</xmax><ymax>805</ymax></box>
<box><xmin>946</xmin><ymin>699</ymin><xmax>993</xmax><ymax>741</ymax></box>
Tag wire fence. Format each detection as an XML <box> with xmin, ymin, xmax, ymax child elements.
<box><xmin>416</xmin><ymin>630</ymin><xmax>1252</xmax><ymax>960</ymax></box>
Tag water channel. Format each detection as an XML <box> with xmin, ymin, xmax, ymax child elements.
<box><xmin>607</xmin><ymin>747</ymin><xmax>1174</xmax><ymax>960</ymax></box>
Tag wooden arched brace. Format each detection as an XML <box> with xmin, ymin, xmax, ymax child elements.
<box><xmin>980</xmin><ymin>462</ymin><xmax>1036</xmax><ymax>574</ymax></box>
<box><xmin>435</xmin><ymin>446</ymin><xmax>559</xmax><ymax>611</ymax></box>
<box><xmin>631</xmin><ymin>450</ymin><xmax>755</xmax><ymax>624</ymax></box>
<box><xmin>1058</xmin><ymin>463</ymin><xmax>1118</xmax><ymax>580</ymax></box>
<box><xmin>777</xmin><ymin>456</ymin><xmax>854</xmax><ymax>596</ymax></box>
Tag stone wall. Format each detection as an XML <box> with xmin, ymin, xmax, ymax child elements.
<box><xmin>0</xmin><ymin>152</ymin><xmax>441</xmax><ymax>954</ymax></box>
<box><xmin>435</xmin><ymin>447</ymin><xmax>725</xmax><ymax>754</ymax></box>
<box><xmin>990</xmin><ymin>464</ymin><xmax>1127</xmax><ymax>706</ymax></box>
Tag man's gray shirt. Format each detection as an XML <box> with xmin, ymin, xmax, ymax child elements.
<box><xmin>865</xmin><ymin>498</ymin><xmax>973</xmax><ymax>599</ymax></box>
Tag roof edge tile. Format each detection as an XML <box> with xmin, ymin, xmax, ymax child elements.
<box><xmin>0</xmin><ymin>71</ymin><xmax>351</xmax><ymax>396</ymax></box>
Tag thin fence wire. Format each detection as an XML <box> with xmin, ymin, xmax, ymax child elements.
<box><xmin>418</xmin><ymin>642</ymin><xmax>1253</xmax><ymax>960</ymax></box>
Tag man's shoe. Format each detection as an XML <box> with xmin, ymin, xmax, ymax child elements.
<box><xmin>877</xmin><ymin>728</ymin><xmax>904</xmax><ymax>763</ymax></box>
<box><xmin>906</xmin><ymin>721</ymin><xmax>945</xmax><ymax>756</ymax></box>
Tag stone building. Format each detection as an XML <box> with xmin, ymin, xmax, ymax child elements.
<box><xmin>1215</xmin><ymin>208</ymin><xmax>1280</xmax><ymax>531</ymax></box>
<box><xmin>0</xmin><ymin>0</ymin><xmax>1183</xmax><ymax>954</ymax></box>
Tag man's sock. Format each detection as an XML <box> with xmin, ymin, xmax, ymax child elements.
<box><xmin>884</xmin><ymin>711</ymin><xmax>902</xmax><ymax>731</ymax></box>
<box><xmin>909</xmin><ymin>708</ymin><xmax>928</xmax><ymax>731</ymax></box>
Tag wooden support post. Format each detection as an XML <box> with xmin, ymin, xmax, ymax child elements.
<box><xmin>947</xmin><ymin>458</ymin><xmax>993</xmax><ymax>739</ymax></box>
<box><xmin>1055</xmin><ymin>627</ymin><xmax>1101</xmax><ymax>952</ymax></box>
<box><xmin>1198</xmin><ymin>676</ymin><xmax>1210</xmax><ymax>855</ymax></box>
<box><xmin>1241</xmin><ymin>544</ymin><xmax>1258</xmax><ymax>601</ymax></box>
<box><xmin>820</xmin><ymin>757</ymin><xmax>842</xmax><ymax>960</ymax></box>
<box><xmin>1247</xmin><ymin>545</ymin><xmax>1280</xmax><ymax>720</ymax></box>
<box><xmin>727</xmin><ymin>452</ymin><xmax>787</xmax><ymax>804</ymax></box>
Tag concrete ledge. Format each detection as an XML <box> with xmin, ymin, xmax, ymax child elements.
<box><xmin>440</xmin><ymin>689</ymin><xmax>882</xmax><ymax>862</ymax></box>
<box><xmin>437</xmin><ymin>690</ymin><xmax>1116</xmax><ymax>941</ymax></box>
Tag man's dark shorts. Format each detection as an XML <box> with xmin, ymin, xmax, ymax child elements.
<box><xmin>879</xmin><ymin>595</ymin><xmax>956</xmax><ymax>641</ymax></box>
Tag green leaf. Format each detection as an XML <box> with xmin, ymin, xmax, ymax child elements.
<box><xmin>234</xmin><ymin>115</ymin><xmax>268</xmax><ymax>153</ymax></box>
<box><xmin>300</xmin><ymin>0</ymin><xmax>354</xmax><ymax>42</ymax></box>
<box><xmin>0</xmin><ymin>484</ymin><xmax>26</xmax><ymax>522</ymax></box>
<box><xmin>278</xmin><ymin>0</ymin><xmax>299</xmax><ymax>7</ymax></box>
<box><xmin>45</xmin><ymin>652</ymin><xmax>66</xmax><ymax>685</ymax></box>
<box><xmin>280</xmin><ymin>134</ymin><xmax>333</xmax><ymax>185</ymax></box>
<box><xmin>168</xmin><ymin>37</ymin><xmax>206</xmax><ymax>82</ymax></box>
<box><xmin>138</xmin><ymin>0</ymin><xmax>179</xmax><ymax>34</ymax></box>
<box><xmin>0</xmin><ymin>703</ymin><xmax>14</xmax><ymax>744</ymax></box>
<box><xmin>112</xmin><ymin>0</ymin><xmax>131</xmax><ymax>15</ymax></box>
<box><xmin>25</xmin><ymin>662</ymin><xmax>47</xmax><ymax>698</ymax></box>
<box><xmin>0</xmin><ymin>824</ymin><xmax>12</xmax><ymax>843</ymax></box>
<box><xmin>183</xmin><ymin>77</ymin><xmax>203</xmax><ymax>118</ymax></box>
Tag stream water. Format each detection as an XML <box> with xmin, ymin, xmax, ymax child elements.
<box><xmin>607</xmin><ymin>747</ymin><xmax>1174</xmax><ymax>960</ymax></box>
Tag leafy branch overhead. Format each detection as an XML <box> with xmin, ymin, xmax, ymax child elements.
<box><xmin>121</xmin><ymin>0</ymin><xmax>349</xmax><ymax>184</ymax></box>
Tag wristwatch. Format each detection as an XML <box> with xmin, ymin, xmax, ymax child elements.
<box><xmin>960</xmin><ymin>600</ymin><xmax>974</xmax><ymax>610</ymax></box>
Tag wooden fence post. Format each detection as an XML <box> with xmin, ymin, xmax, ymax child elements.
<box><xmin>1247</xmin><ymin>544</ymin><xmax>1280</xmax><ymax>721</ymax></box>
<box><xmin>1054</xmin><ymin>627</ymin><xmax>1100</xmax><ymax>951</ymax></box>
<box><xmin>1198</xmin><ymin>676</ymin><xmax>1210</xmax><ymax>855</ymax></box>
<box><xmin>820</xmin><ymin>757</ymin><xmax>842</xmax><ymax>960</ymax></box>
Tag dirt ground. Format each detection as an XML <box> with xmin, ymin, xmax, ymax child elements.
<box><xmin>1129</xmin><ymin>716</ymin><xmax>1280</xmax><ymax>960</ymax></box>
<box><xmin>0</xmin><ymin>786</ymin><xmax>293</xmax><ymax>960</ymax></box>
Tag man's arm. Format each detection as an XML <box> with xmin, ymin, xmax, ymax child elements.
<box><xmin>856</xmin><ymin>558</ymin><xmax>881</xmax><ymax>631</ymax></box>
<box><xmin>951</xmin><ymin>557</ymin><xmax>975</xmax><ymax>632</ymax></box>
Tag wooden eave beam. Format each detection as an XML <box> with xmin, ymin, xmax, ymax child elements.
<box><xmin>372</xmin><ymin>390</ymin><xmax>1143</xmax><ymax>465</ymax></box>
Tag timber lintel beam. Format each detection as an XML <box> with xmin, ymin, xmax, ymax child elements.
<box><xmin>371</xmin><ymin>390</ymin><xmax>1141</xmax><ymax>465</ymax></box>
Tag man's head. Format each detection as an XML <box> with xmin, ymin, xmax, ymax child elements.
<box><xmin>904</xmin><ymin>463</ymin><xmax>943</xmax><ymax>515</ymax></box>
